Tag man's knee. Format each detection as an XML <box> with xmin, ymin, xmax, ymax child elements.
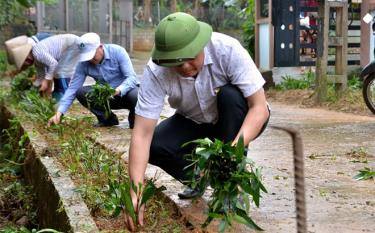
<box><xmin>217</xmin><ymin>84</ymin><xmax>242</xmax><ymax>102</ymax></box>
<box><xmin>76</xmin><ymin>86</ymin><xmax>90</xmax><ymax>104</ymax></box>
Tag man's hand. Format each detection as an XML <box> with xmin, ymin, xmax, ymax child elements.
<box><xmin>39</xmin><ymin>79</ymin><xmax>53</xmax><ymax>95</ymax></box>
<box><xmin>48</xmin><ymin>112</ymin><xmax>63</xmax><ymax>127</ymax></box>
<box><xmin>114</xmin><ymin>87</ymin><xmax>121</xmax><ymax>96</ymax></box>
<box><xmin>124</xmin><ymin>189</ymin><xmax>145</xmax><ymax>231</ymax></box>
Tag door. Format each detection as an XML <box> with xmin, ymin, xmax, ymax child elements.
<box><xmin>272</xmin><ymin>0</ymin><xmax>299</xmax><ymax>67</ymax></box>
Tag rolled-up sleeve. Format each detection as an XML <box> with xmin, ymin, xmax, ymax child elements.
<box><xmin>135</xmin><ymin>67</ymin><xmax>165</xmax><ymax>120</ymax></box>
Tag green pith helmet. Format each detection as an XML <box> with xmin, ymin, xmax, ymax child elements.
<box><xmin>152</xmin><ymin>12</ymin><xmax>213</xmax><ymax>67</ymax></box>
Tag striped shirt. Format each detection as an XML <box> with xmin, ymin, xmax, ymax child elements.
<box><xmin>32</xmin><ymin>34</ymin><xmax>79</xmax><ymax>82</ymax></box>
<box><xmin>136</xmin><ymin>32</ymin><xmax>265</xmax><ymax>124</ymax></box>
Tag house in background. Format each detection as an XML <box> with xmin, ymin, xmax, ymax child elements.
<box><xmin>255</xmin><ymin>0</ymin><xmax>375</xmax><ymax>83</ymax></box>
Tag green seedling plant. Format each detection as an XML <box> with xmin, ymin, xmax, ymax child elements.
<box><xmin>353</xmin><ymin>167</ymin><xmax>375</xmax><ymax>180</ymax></box>
<box><xmin>86</xmin><ymin>82</ymin><xmax>115</xmax><ymax>119</ymax></box>
<box><xmin>106</xmin><ymin>176</ymin><xmax>166</xmax><ymax>226</ymax></box>
<box><xmin>183</xmin><ymin>136</ymin><xmax>267</xmax><ymax>233</ymax></box>
<box><xmin>19</xmin><ymin>89</ymin><xmax>56</xmax><ymax>123</ymax></box>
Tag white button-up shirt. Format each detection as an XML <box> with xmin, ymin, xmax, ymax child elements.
<box><xmin>136</xmin><ymin>32</ymin><xmax>265</xmax><ymax>124</ymax></box>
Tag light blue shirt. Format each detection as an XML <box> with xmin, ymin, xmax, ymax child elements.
<box><xmin>57</xmin><ymin>44</ymin><xmax>139</xmax><ymax>114</ymax></box>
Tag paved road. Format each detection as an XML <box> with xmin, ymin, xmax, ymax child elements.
<box><xmin>248</xmin><ymin>103</ymin><xmax>375</xmax><ymax>233</ymax></box>
<box><xmin>92</xmin><ymin>52</ymin><xmax>375</xmax><ymax>232</ymax></box>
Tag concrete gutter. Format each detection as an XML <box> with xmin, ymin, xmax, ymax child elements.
<box><xmin>0</xmin><ymin>105</ymin><xmax>99</xmax><ymax>233</ymax></box>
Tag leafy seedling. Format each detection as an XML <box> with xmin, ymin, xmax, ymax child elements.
<box><xmin>85</xmin><ymin>82</ymin><xmax>115</xmax><ymax>119</ymax></box>
<box><xmin>106</xmin><ymin>178</ymin><xmax>166</xmax><ymax>227</ymax></box>
<box><xmin>183</xmin><ymin>136</ymin><xmax>267</xmax><ymax>232</ymax></box>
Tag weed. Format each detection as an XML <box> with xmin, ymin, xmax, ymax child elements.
<box><xmin>275</xmin><ymin>70</ymin><xmax>315</xmax><ymax>90</ymax></box>
<box><xmin>10</xmin><ymin>68</ymin><xmax>34</xmax><ymax>99</ymax></box>
<box><xmin>19</xmin><ymin>89</ymin><xmax>56</xmax><ymax>123</ymax></box>
<box><xmin>353</xmin><ymin>167</ymin><xmax>375</xmax><ymax>181</ymax></box>
<box><xmin>2</xmin><ymin>118</ymin><xmax>29</xmax><ymax>166</ymax></box>
<box><xmin>0</xmin><ymin>50</ymin><xmax>8</xmax><ymax>74</ymax></box>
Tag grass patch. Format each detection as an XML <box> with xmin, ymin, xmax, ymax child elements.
<box><xmin>0</xmin><ymin>75</ymin><xmax>190</xmax><ymax>232</ymax></box>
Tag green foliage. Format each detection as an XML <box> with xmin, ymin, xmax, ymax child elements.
<box><xmin>201</xmin><ymin>0</ymin><xmax>248</xmax><ymax>30</ymax></box>
<box><xmin>353</xmin><ymin>167</ymin><xmax>375</xmax><ymax>181</ymax></box>
<box><xmin>0</xmin><ymin>226</ymin><xmax>61</xmax><ymax>233</ymax></box>
<box><xmin>10</xmin><ymin>70</ymin><xmax>34</xmax><ymax>98</ymax></box>
<box><xmin>0</xmin><ymin>0</ymin><xmax>57</xmax><ymax>28</ymax></box>
<box><xmin>0</xmin><ymin>50</ymin><xmax>8</xmax><ymax>74</ymax></box>
<box><xmin>86</xmin><ymin>82</ymin><xmax>115</xmax><ymax>119</ymax></box>
<box><xmin>347</xmin><ymin>75</ymin><xmax>362</xmax><ymax>91</ymax></box>
<box><xmin>183</xmin><ymin>136</ymin><xmax>266</xmax><ymax>232</ymax></box>
<box><xmin>2</xmin><ymin>118</ymin><xmax>29</xmax><ymax>166</ymax></box>
<box><xmin>241</xmin><ymin>0</ymin><xmax>255</xmax><ymax>57</ymax></box>
<box><xmin>275</xmin><ymin>76</ymin><xmax>313</xmax><ymax>91</ymax></box>
<box><xmin>106</xmin><ymin>178</ymin><xmax>166</xmax><ymax>224</ymax></box>
<box><xmin>19</xmin><ymin>88</ymin><xmax>56</xmax><ymax>123</ymax></box>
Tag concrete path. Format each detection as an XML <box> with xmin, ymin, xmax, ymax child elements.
<box><xmin>91</xmin><ymin>101</ymin><xmax>375</xmax><ymax>233</ymax></box>
<box><xmin>249</xmin><ymin>103</ymin><xmax>375</xmax><ymax>233</ymax></box>
<box><xmin>89</xmin><ymin>51</ymin><xmax>375</xmax><ymax>232</ymax></box>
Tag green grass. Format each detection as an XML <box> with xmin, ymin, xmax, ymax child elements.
<box><xmin>0</xmin><ymin>49</ymin><xmax>8</xmax><ymax>74</ymax></box>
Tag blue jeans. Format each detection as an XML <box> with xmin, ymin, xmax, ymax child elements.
<box><xmin>52</xmin><ymin>78</ymin><xmax>70</xmax><ymax>102</ymax></box>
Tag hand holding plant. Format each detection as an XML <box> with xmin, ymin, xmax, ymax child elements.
<box><xmin>183</xmin><ymin>136</ymin><xmax>267</xmax><ymax>233</ymax></box>
<box><xmin>105</xmin><ymin>177</ymin><xmax>166</xmax><ymax>231</ymax></box>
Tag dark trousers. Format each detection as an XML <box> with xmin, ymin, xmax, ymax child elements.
<box><xmin>76</xmin><ymin>85</ymin><xmax>138</xmax><ymax>128</ymax></box>
<box><xmin>52</xmin><ymin>78</ymin><xmax>70</xmax><ymax>102</ymax></box>
<box><xmin>149</xmin><ymin>84</ymin><xmax>269</xmax><ymax>182</ymax></box>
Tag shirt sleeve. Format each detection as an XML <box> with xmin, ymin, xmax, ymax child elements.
<box><xmin>135</xmin><ymin>66</ymin><xmax>165</xmax><ymax>120</ymax></box>
<box><xmin>225</xmin><ymin>40</ymin><xmax>265</xmax><ymax>98</ymax></box>
<box><xmin>32</xmin><ymin>47</ymin><xmax>58</xmax><ymax>80</ymax></box>
<box><xmin>57</xmin><ymin>63</ymin><xmax>86</xmax><ymax>114</ymax></box>
<box><xmin>33</xmin><ymin>65</ymin><xmax>45</xmax><ymax>87</ymax></box>
<box><xmin>116</xmin><ymin>47</ymin><xmax>139</xmax><ymax>96</ymax></box>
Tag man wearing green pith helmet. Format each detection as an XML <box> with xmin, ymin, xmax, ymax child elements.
<box><xmin>126</xmin><ymin>12</ymin><xmax>270</xmax><ymax>230</ymax></box>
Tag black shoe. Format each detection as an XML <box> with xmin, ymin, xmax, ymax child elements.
<box><xmin>178</xmin><ymin>187</ymin><xmax>203</xmax><ymax>199</ymax></box>
<box><xmin>93</xmin><ymin>116</ymin><xmax>119</xmax><ymax>127</ymax></box>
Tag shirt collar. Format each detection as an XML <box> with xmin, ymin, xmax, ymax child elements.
<box><xmin>203</xmin><ymin>45</ymin><xmax>213</xmax><ymax>66</ymax></box>
<box><xmin>102</xmin><ymin>44</ymin><xmax>110</xmax><ymax>61</ymax></box>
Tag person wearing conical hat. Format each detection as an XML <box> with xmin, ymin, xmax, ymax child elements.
<box><xmin>125</xmin><ymin>12</ymin><xmax>270</xmax><ymax>230</ymax></box>
<box><xmin>8</xmin><ymin>33</ymin><xmax>79</xmax><ymax>100</ymax></box>
<box><xmin>4</xmin><ymin>33</ymin><xmax>52</xmax><ymax>65</ymax></box>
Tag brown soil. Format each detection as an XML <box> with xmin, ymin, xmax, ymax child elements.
<box><xmin>266</xmin><ymin>89</ymin><xmax>373</xmax><ymax>117</ymax></box>
<box><xmin>95</xmin><ymin>193</ymin><xmax>198</xmax><ymax>233</ymax></box>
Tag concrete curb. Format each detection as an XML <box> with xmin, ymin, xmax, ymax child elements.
<box><xmin>0</xmin><ymin>105</ymin><xmax>99</xmax><ymax>233</ymax></box>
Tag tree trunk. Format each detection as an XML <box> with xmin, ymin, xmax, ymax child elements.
<box><xmin>170</xmin><ymin>0</ymin><xmax>176</xmax><ymax>12</ymax></box>
<box><xmin>144</xmin><ymin>0</ymin><xmax>152</xmax><ymax>25</ymax></box>
<box><xmin>315</xmin><ymin>1</ymin><xmax>328</xmax><ymax>103</ymax></box>
<box><xmin>193</xmin><ymin>0</ymin><xmax>200</xmax><ymax>17</ymax></box>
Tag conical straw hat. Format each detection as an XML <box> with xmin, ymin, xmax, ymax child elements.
<box><xmin>10</xmin><ymin>43</ymin><xmax>32</xmax><ymax>70</ymax></box>
<box><xmin>4</xmin><ymin>35</ymin><xmax>28</xmax><ymax>64</ymax></box>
